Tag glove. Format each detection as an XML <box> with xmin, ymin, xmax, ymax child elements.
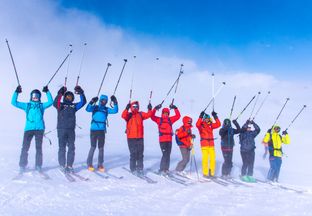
<box><xmin>282</xmin><ymin>130</ymin><xmax>288</xmax><ymax>135</ymax></box>
<box><xmin>90</xmin><ymin>97</ymin><xmax>98</xmax><ymax>104</ymax></box>
<box><xmin>58</xmin><ymin>86</ymin><xmax>67</xmax><ymax>95</ymax></box>
<box><xmin>42</xmin><ymin>86</ymin><xmax>49</xmax><ymax>93</ymax></box>
<box><xmin>191</xmin><ymin>134</ymin><xmax>196</xmax><ymax>139</ymax></box>
<box><xmin>232</xmin><ymin>119</ymin><xmax>238</xmax><ymax>124</ymax></box>
<box><xmin>155</xmin><ymin>104</ymin><xmax>162</xmax><ymax>111</ymax></box>
<box><xmin>267</xmin><ymin>128</ymin><xmax>272</xmax><ymax>133</ymax></box>
<box><xmin>199</xmin><ymin>111</ymin><xmax>205</xmax><ymax>118</ymax></box>
<box><xmin>15</xmin><ymin>85</ymin><xmax>22</xmax><ymax>93</ymax></box>
<box><xmin>126</xmin><ymin>103</ymin><xmax>131</xmax><ymax>110</ymax></box>
<box><xmin>110</xmin><ymin>95</ymin><xmax>118</xmax><ymax>105</ymax></box>
<box><xmin>74</xmin><ymin>85</ymin><xmax>84</xmax><ymax>94</ymax></box>
<box><xmin>212</xmin><ymin>111</ymin><xmax>218</xmax><ymax>119</ymax></box>
<box><xmin>169</xmin><ymin>104</ymin><xmax>177</xmax><ymax>109</ymax></box>
<box><xmin>147</xmin><ymin>103</ymin><xmax>152</xmax><ymax>111</ymax></box>
<box><xmin>246</xmin><ymin>119</ymin><xmax>251</xmax><ymax>124</ymax></box>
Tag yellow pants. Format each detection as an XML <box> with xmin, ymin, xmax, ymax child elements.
<box><xmin>201</xmin><ymin>147</ymin><xmax>216</xmax><ymax>176</ymax></box>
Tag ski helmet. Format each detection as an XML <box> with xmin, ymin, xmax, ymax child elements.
<box><xmin>30</xmin><ymin>89</ymin><xmax>41</xmax><ymax>101</ymax></box>
<box><xmin>64</xmin><ymin>91</ymin><xmax>74</xmax><ymax>103</ymax></box>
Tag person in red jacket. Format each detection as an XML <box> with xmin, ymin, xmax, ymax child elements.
<box><xmin>175</xmin><ymin>116</ymin><xmax>195</xmax><ymax>173</ymax></box>
<box><xmin>122</xmin><ymin>101</ymin><xmax>152</xmax><ymax>174</ymax></box>
<box><xmin>196</xmin><ymin>110</ymin><xmax>221</xmax><ymax>178</ymax></box>
<box><xmin>151</xmin><ymin>103</ymin><xmax>181</xmax><ymax>174</ymax></box>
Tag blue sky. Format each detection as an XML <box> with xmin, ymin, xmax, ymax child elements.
<box><xmin>58</xmin><ymin>0</ymin><xmax>312</xmax><ymax>78</ymax></box>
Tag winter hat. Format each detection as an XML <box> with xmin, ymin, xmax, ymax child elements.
<box><xmin>64</xmin><ymin>91</ymin><xmax>74</xmax><ymax>103</ymax></box>
<box><xmin>223</xmin><ymin>118</ymin><xmax>231</xmax><ymax>127</ymax></box>
<box><xmin>99</xmin><ymin>95</ymin><xmax>108</xmax><ymax>105</ymax></box>
<box><xmin>162</xmin><ymin>108</ymin><xmax>170</xmax><ymax>115</ymax></box>
<box><xmin>30</xmin><ymin>89</ymin><xmax>41</xmax><ymax>101</ymax></box>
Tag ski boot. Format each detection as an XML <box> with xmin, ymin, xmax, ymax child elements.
<box><xmin>35</xmin><ymin>166</ymin><xmax>42</xmax><ymax>172</ymax></box>
<box><xmin>98</xmin><ymin>165</ymin><xmax>105</xmax><ymax>173</ymax></box>
<box><xmin>247</xmin><ymin>175</ymin><xmax>256</xmax><ymax>183</ymax></box>
<box><xmin>65</xmin><ymin>166</ymin><xmax>74</xmax><ymax>174</ymax></box>
<box><xmin>88</xmin><ymin>165</ymin><xmax>95</xmax><ymax>172</ymax></box>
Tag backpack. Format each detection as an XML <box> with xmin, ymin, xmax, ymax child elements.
<box><xmin>175</xmin><ymin>126</ymin><xmax>185</xmax><ymax>146</ymax></box>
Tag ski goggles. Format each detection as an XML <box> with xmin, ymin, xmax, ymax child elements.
<box><xmin>132</xmin><ymin>104</ymin><xmax>139</xmax><ymax>109</ymax></box>
<box><xmin>31</xmin><ymin>93</ymin><xmax>40</xmax><ymax>101</ymax></box>
<box><xmin>274</xmin><ymin>126</ymin><xmax>281</xmax><ymax>132</ymax></box>
<box><xmin>65</xmin><ymin>94</ymin><xmax>73</xmax><ymax>101</ymax></box>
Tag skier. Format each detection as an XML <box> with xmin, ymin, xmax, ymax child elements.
<box><xmin>262</xmin><ymin>125</ymin><xmax>290</xmax><ymax>182</ymax></box>
<box><xmin>53</xmin><ymin>86</ymin><xmax>86</xmax><ymax>173</ymax></box>
<box><xmin>121</xmin><ymin>101</ymin><xmax>152</xmax><ymax>174</ymax></box>
<box><xmin>151</xmin><ymin>103</ymin><xmax>181</xmax><ymax>174</ymax></box>
<box><xmin>196</xmin><ymin>110</ymin><xmax>221</xmax><ymax>178</ymax></box>
<box><xmin>219</xmin><ymin>118</ymin><xmax>240</xmax><ymax>178</ymax></box>
<box><xmin>86</xmin><ymin>94</ymin><xmax>118</xmax><ymax>172</ymax></box>
<box><xmin>238</xmin><ymin>119</ymin><xmax>260</xmax><ymax>182</ymax></box>
<box><xmin>11</xmin><ymin>85</ymin><xmax>53</xmax><ymax>172</ymax></box>
<box><xmin>175</xmin><ymin>116</ymin><xmax>196</xmax><ymax>174</ymax></box>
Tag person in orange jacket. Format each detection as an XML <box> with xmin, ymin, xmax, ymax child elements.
<box><xmin>175</xmin><ymin>116</ymin><xmax>195</xmax><ymax>173</ymax></box>
<box><xmin>151</xmin><ymin>103</ymin><xmax>181</xmax><ymax>174</ymax></box>
<box><xmin>122</xmin><ymin>101</ymin><xmax>152</xmax><ymax>174</ymax></box>
<box><xmin>196</xmin><ymin>110</ymin><xmax>221</xmax><ymax>178</ymax></box>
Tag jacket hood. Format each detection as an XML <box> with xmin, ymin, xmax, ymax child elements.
<box><xmin>99</xmin><ymin>95</ymin><xmax>108</xmax><ymax>106</ymax></box>
<box><xmin>272</xmin><ymin>125</ymin><xmax>281</xmax><ymax>133</ymax></box>
<box><xmin>63</xmin><ymin>91</ymin><xmax>74</xmax><ymax>103</ymax></box>
<box><xmin>162</xmin><ymin>108</ymin><xmax>170</xmax><ymax>115</ymax></box>
<box><xmin>130</xmin><ymin>101</ymin><xmax>139</xmax><ymax>113</ymax></box>
<box><xmin>223</xmin><ymin>118</ymin><xmax>232</xmax><ymax>127</ymax></box>
<box><xmin>182</xmin><ymin>116</ymin><xmax>192</xmax><ymax>127</ymax></box>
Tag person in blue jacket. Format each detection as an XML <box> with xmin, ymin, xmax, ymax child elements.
<box><xmin>11</xmin><ymin>85</ymin><xmax>53</xmax><ymax>172</ymax></box>
<box><xmin>86</xmin><ymin>94</ymin><xmax>118</xmax><ymax>172</ymax></box>
<box><xmin>53</xmin><ymin>85</ymin><xmax>86</xmax><ymax>173</ymax></box>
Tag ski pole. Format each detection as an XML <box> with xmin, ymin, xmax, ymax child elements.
<box><xmin>212</xmin><ymin>73</ymin><xmax>215</xmax><ymax>111</ymax></box>
<box><xmin>46</xmin><ymin>50</ymin><xmax>73</xmax><ymax>86</ymax></box>
<box><xmin>97</xmin><ymin>62</ymin><xmax>112</xmax><ymax>97</ymax></box>
<box><xmin>285</xmin><ymin>105</ymin><xmax>307</xmax><ymax>131</ymax></box>
<box><xmin>229</xmin><ymin>95</ymin><xmax>237</xmax><ymax>120</ymax></box>
<box><xmin>112</xmin><ymin>59</ymin><xmax>128</xmax><ymax>96</ymax></box>
<box><xmin>234</xmin><ymin>94</ymin><xmax>256</xmax><ymax>121</ymax></box>
<box><xmin>64</xmin><ymin>44</ymin><xmax>73</xmax><ymax>87</ymax></box>
<box><xmin>249</xmin><ymin>92</ymin><xmax>261</xmax><ymax>120</ymax></box>
<box><xmin>160</xmin><ymin>67</ymin><xmax>184</xmax><ymax>105</ymax></box>
<box><xmin>149</xmin><ymin>90</ymin><xmax>153</xmax><ymax>104</ymax></box>
<box><xmin>171</xmin><ymin>64</ymin><xmax>184</xmax><ymax>105</ymax></box>
<box><xmin>252</xmin><ymin>91</ymin><xmax>271</xmax><ymax>121</ymax></box>
<box><xmin>191</xmin><ymin>146</ymin><xmax>200</xmax><ymax>181</ymax></box>
<box><xmin>272</xmin><ymin>98</ymin><xmax>290</xmax><ymax>126</ymax></box>
<box><xmin>203</xmin><ymin>82</ymin><xmax>226</xmax><ymax>112</ymax></box>
<box><xmin>76</xmin><ymin>42</ymin><xmax>87</xmax><ymax>87</ymax></box>
<box><xmin>5</xmin><ymin>39</ymin><xmax>21</xmax><ymax>85</ymax></box>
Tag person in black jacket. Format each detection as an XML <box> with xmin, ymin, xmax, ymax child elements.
<box><xmin>53</xmin><ymin>86</ymin><xmax>86</xmax><ymax>173</ymax></box>
<box><xmin>219</xmin><ymin>118</ymin><xmax>240</xmax><ymax>178</ymax></box>
<box><xmin>239</xmin><ymin>119</ymin><xmax>260</xmax><ymax>182</ymax></box>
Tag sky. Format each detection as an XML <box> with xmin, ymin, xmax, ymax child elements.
<box><xmin>58</xmin><ymin>0</ymin><xmax>312</xmax><ymax>78</ymax></box>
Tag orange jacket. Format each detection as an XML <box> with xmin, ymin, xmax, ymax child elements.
<box><xmin>196</xmin><ymin>117</ymin><xmax>221</xmax><ymax>147</ymax></box>
<box><xmin>151</xmin><ymin>107</ymin><xmax>181</xmax><ymax>142</ymax></box>
<box><xmin>176</xmin><ymin>116</ymin><xmax>193</xmax><ymax>149</ymax></box>
<box><xmin>121</xmin><ymin>101</ymin><xmax>151</xmax><ymax>139</ymax></box>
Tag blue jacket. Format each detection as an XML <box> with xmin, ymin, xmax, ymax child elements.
<box><xmin>11</xmin><ymin>91</ymin><xmax>53</xmax><ymax>131</ymax></box>
<box><xmin>239</xmin><ymin>122</ymin><xmax>261</xmax><ymax>152</ymax></box>
<box><xmin>86</xmin><ymin>95</ymin><xmax>118</xmax><ymax>131</ymax></box>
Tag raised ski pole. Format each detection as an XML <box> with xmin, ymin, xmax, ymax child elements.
<box><xmin>97</xmin><ymin>63</ymin><xmax>112</xmax><ymax>97</ymax></box>
<box><xmin>234</xmin><ymin>95</ymin><xmax>256</xmax><ymax>121</ymax></box>
<box><xmin>272</xmin><ymin>98</ymin><xmax>290</xmax><ymax>126</ymax></box>
<box><xmin>64</xmin><ymin>44</ymin><xmax>73</xmax><ymax>87</ymax></box>
<box><xmin>112</xmin><ymin>59</ymin><xmax>128</xmax><ymax>96</ymax></box>
<box><xmin>252</xmin><ymin>91</ymin><xmax>271</xmax><ymax>121</ymax></box>
<box><xmin>46</xmin><ymin>50</ymin><xmax>73</xmax><ymax>86</ymax></box>
<box><xmin>160</xmin><ymin>67</ymin><xmax>183</xmax><ymax>106</ymax></box>
<box><xmin>5</xmin><ymin>39</ymin><xmax>21</xmax><ymax>85</ymax></box>
<box><xmin>76</xmin><ymin>42</ymin><xmax>87</xmax><ymax>87</ymax></box>
<box><xmin>249</xmin><ymin>92</ymin><xmax>261</xmax><ymax>119</ymax></box>
<box><xmin>203</xmin><ymin>82</ymin><xmax>226</xmax><ymax>112</ymax></box>
<box><xmin>212</xmin><ymin>73</ymin><xmax>215</xmax><ymax>111</ymax></box>
<box><xmin>285</xmin><ymin>105</ymin><xmax>307</xmax><ymax>131</ymax></box>
<box><xmin>229</xmin><ymin>95</ymin><xmax>237</xmax><ymax>120</ymax></box>
<box><xmin>171</xmin><ymin>64</ymin><xmax>184</xmax><ymax>105</ymax></box>
<box><xmin>148</xmin><ymin>90</ymin><xmax>153</xmax><ymax>104</ymax></box>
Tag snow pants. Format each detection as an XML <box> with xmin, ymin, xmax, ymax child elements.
<box><xmin>240</xmin><ymin>150</ymin><xmax>255</xmax><ymax>176</ymax></box>
<box><xmin>159</xmin><ymin>141</ymin><xmax>172</xmax><ymax>172</ymax></box>
<box><xmin>221</xmin><ymin>150</ymin><xmax>233</xmax><ymax>176</ymax></box>
<box><xmin>19</xmin><ymin>130</ymin><xmax>44</xmax><ymax>168</ymax></box>
<box><xmin>87</xmin><ymin>130</ymin><xmax>105</xmax><ymax>167</ymax></box>
<box><xmin>175</xmin><ymin>147</ymin><xmax>191</xmax><ymax>172</ymax></box>
<box><xmin>267</xmin><ymin>156</ymin><xmax>282</xmax><ymax>182</ymax></box>
<box><xmin>201</xmin><ymin>146</ymin><xmax>216</xmax><ymax>176</ymax></box>
<box><xmin>57</xmin><ymin>129</ymin><xmax>75</xmax><ymax>167</ymax></box>
<box><xmin>128</xmin><ymin>138</ymin><xmax>144</xmax><ymax>172</ymax></box>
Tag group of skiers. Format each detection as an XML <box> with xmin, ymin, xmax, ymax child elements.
<box><xmin>12</xmin><ymin>85</ymin><xmax>291</xmax><ymax>183</ymax></box>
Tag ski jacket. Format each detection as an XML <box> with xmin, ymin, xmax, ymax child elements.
<box><xmin>219</xmin><ymin>120</ymin><xmax>240</xmax><ymax>151</ymax></box>
<box><xmin>11</xmin><ymin>91</ymin><xmax>53</xmax><ymax>131</ymax></box>
<box><xmin>262</xmin><ymin>125</ymin><xmax>290</xmax><ymax>157</ymax></box>
<box><xmin>196</xmin><ymin>117</ymin><xmax>221</xmax><ymax>147</ymax></box>
<box><xmin>121</xmin><ymin>101</ymin><xmax>151</xmax><ymax>139</ymax></box>
<box><xmin>53</xmin><ymin>92</ymin><xmax>86</xmax><ymax>129</ymax></box>
<box><xmin>86</xmin><ymin>95</ymin><xmax>118</xmax><ymax>131</ymax></box>
<box><xmin>239</xmin><ymin>122</ymin><xmax>261</xmax><ymax>152</ymax></box>
<box><xmin>176</xmin><ymin>116</ymin><xmax>193</xmax><ymax>149</ymax></box>
<box><xmin>151</xmin><ymin>107</ymin><xmax>181</xmax><ymax>142</ymax></box>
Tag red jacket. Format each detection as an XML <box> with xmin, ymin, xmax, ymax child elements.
<box><xmin>176</xmin><ymin>116</ymin><xmax>193</xmax><ymax>149</ymax></box>
<box><xmin>151</xmin><ymin>107</ymin><xmax>181</xmax><ymax>142</ymax></box>
<box><xmin>121</xmin><ymin>101</ymin><xmax>151</xmax><ymax>139</ymax></box>
<box><xmin>196</xmin><ymin>117</ymin><xmax>221</xmax><ymax>147</ymax></box>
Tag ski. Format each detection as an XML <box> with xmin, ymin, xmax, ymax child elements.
<box><xmin>122</xmin><ymin>167</ymin><xmax>157</xmax><ymax>184</ymax></box>
<box><xmin>150</xmin><ymin>171</ymin><xmax>191</xmax><ymax>186</ymax></box>
<box><xmin>209</xmin><ymin>177</ymin><xmax>229</xmax><ymax>186</ymax></box>
<box><xmin>93</xmin><ymin>171</ymin><xmax>109</xmax><ymax>179</ymax></box>
<box><xmin>59</xmin><ymin>169</ymin><xmax>76</xmax><ymax>182</ymax></box>
<box><xmin>12</xmin><ymin>172</ymin><xmax>24</xmax><ymax>181</ymax></box>
<box><xmin>105</xmin><ymin>172</ymin><xmax>124</xmax><ymax>180</ymax></box>
<box><xmin>34</xmin><ymin>171</ymin><xmax>50</xmax><ymax>180</ymax></box>
<box><xmin>226</xmin><ymin>178</ymin><xmax>252</xmax><ymax>187</ymax></box>
<box><xmin>255</xmin><ymin>178</ymin><xmax>306</xmax><ymax>194</ymax></box>
<box><xmin>70</xmin><ymin>172</ymin><xmax>90</xmax><ymax>181</ymax></box>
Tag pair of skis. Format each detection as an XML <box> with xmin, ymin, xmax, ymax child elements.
<box><xmin>122</xmin><ymin>167</ymin><xmax>157</xmax><ymax>184</ymax></box>
<box><xmin>59</xmin><ymin>169</ymin><xmax>89</xmax><ymax>182</ymax></box>
<box><xmin>12</xmin><ymin>169</ymin><xmax>50</xmax><ymax>181</ymax></box>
